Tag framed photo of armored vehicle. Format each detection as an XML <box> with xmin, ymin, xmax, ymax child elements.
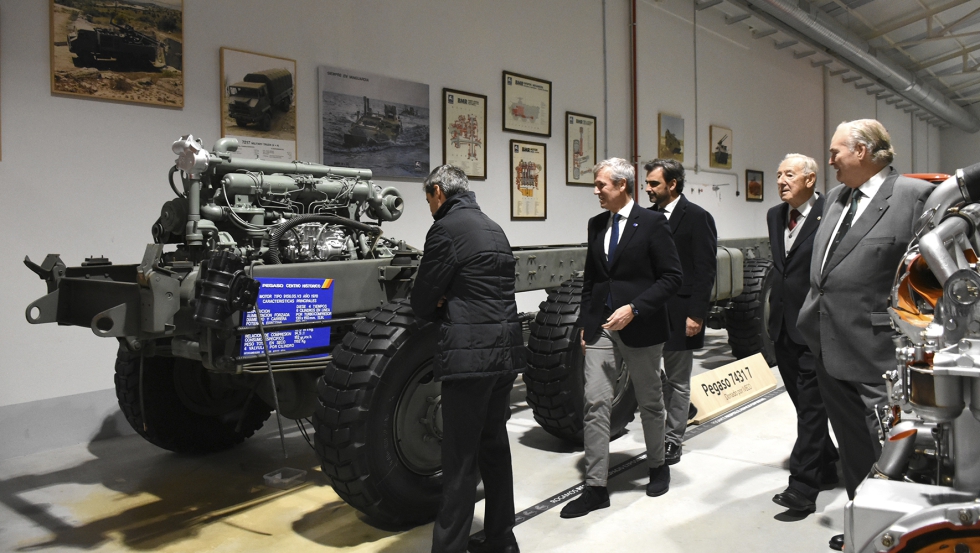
<box><xmin>443</xmin><ymin>88</ymin><xmax>487</xmax><ymax>180</ymax></box>
<box><xmin>566</xmin><ymin>112</ymin><xmax>596</xmax><ymax>185</ymax></box>
<box><xmin>318</xmin><ymin>65</ymin><xmax>430</xmax><ymax>179</ymax></box>
<box><xmin>503</xmin><ymin>71</ymin><xmax>551</xmax><ymax>137</ymax></box>
<box><xmin>510</xmin><ymin>139</ymin><xmax>547</xmax><ymax>220</ymax></box>
<box><xmin>745</xmin><ymin>169</ymin><xmax>764</xmax><ymax>202</ymax></box>
<box><xmin>658</xmin><ymin>113</ymin><xmax>684</xmax><ymax>163</ymax></box>
<box><xmin>49</xmin><ymin>0</ymin><xmax>183</xmax><ymax>107</ymax></box>
<box><xmin>220</xmin><ymin>47</ymin><xmax>297</xmax><ymax>161</ymax></box>
<box><xmin>709</xmin><ymin>125</ymin><xmax>733</xmax><ymax>169</ymax></box>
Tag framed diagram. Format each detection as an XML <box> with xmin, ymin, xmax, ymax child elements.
<box><xmin>510</xmin><ymin>139</ymin><xmax>547</xmax><ymax>220</ymax></box>
<box><xmin>502</xmin><ymin>71</ymin><xmax>551</xmax><ymax>136</ymax></box>
<box><xmin>658</xmin><ymin>113</ymin><xmax>684</xmax><ymax>162</ymax></box>
<box><xmin>318</xmin><ymin>65</ymin><xmax>430</xmax><ymax>179</ymax></box>
<box><xmin>220</xmin><ymin>47</ymin><xmax>297</xmax><ymax>161</ymax></box>
<box><xmin>50</xmin><ymin>0</ymin><xmax>183</xmax><ymax>107</ymax></box>
<box><xmin>709</xmin><ymin>125</ymin><xmax>733</xmax><ymax>169</ymax></box>
<box><xmin>443</xmin><ymin>88</ymin><xmax>487</xmax><ymax>180</ymax></box>
<box><xmin>566</xmin><ymin>112</ymin><xmax>596</xmax><ymax>185</ymax></box>
<box><xmin>746</xmin><ymin>169</ymin><xmax>764</xmax><ymax>202</ymax></box>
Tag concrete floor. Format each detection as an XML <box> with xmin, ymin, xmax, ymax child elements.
<box><xmin>0</xmin><ymin>329</ymin><xmax>847</xmax><ymax>552</ymax></box>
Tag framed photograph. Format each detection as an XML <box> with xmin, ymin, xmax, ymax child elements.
<box><xmin>318</xmin><ymin>65</ymin><xmax>430</xmax><ymax>179</ymax></box>
<box><xmin>746</xmin><ymin>170</ymin><xmax>764</xmax><ymax>202</ymax></box>
<box><xmin>510</xmin><ymin>140</ymin><xmax>547</xmax><ymax>220</ymax></box>
<box><xmin>502</xmin><ymin>71</ymin><xmax>552</xmax><ymax>136</ymax></box>
<box><xmin>221</xmin><ymin>48</ymin><xmax>297</xmax><ymax>161</ymax></box>
<box><xmin>709</xmin><ymin>125</ymin><xmax>733</xmax><ymax>169</ymax></box>
<box><xmin>50</xmin><ymin>0</ymin><xmax>183</xmax><ymax>107</ymax></box>
<box><xmin>566</xmin><ymin>112</ymin><xmax>596</xmax><ymax>185</ymax></box>
<box><xmin>443</xmin><ymin>88</ymin><xmax>487</xmax><ymax>180</ymax></box>
<box><xmin>658</xmin><ymin>113</ymin><xmax>684</xmax><ymax>162</ymax></box>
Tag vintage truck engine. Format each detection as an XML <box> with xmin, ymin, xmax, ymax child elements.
<box><xmin>847</xmin><ymin>162</ymin><xmax>980</xmax><ymax>552</ymax></box>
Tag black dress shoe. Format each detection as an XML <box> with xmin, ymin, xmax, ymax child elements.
<box><xmin>560</xmin><ymin>485</ymin><xmax>610</xmax><ymax>518</ymax></box>
<box><xmin>664</xmin><ymin>442</ymin><xmax>682</xmax><ymax>465</ymax></box>
<box><xmin>829</xmin><ymin>533</ymin><xmax>844</xmax><ymax>551</ymax></box>
<box><xmin>688</xmin><ymin>403</ymin><xmax>698</xmax><ymax>420</ymax></box>
<box><xmin>468</xmin><ymin>535</ymin><xmax>520</xmax><ymax>553</ymax></box>
<box><xmin>772</xmin><ymin>486</ymin><xmax>816</xmax><ymax>513</ymax></box>
<box><xmin>647</xmin><ymin>464</ymin><xmax>670</xmax><ymax>497</ymax></box>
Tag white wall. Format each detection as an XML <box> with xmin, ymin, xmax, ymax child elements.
<box><xmin>0</xmin><ymin>0</ymin><xmax>947</xmax><ymax>419</ymax></box>
<box><xmin>941</xmin><ymin>105</ymin><xmax>980</xmax><ymax>173</ymax></box>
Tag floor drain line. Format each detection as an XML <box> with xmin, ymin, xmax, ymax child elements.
<box><xmin>473</xmin><ymin>385</ymin><xmax>786</xmax><ymax>537</ymax></box>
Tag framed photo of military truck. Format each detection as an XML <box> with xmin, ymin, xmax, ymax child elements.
<box><xmin>443</xmin><ymin>88</ymin><xmax>487</xmax><ymax>180</ymax></box>
<box><xmin>566</xmin><ymin>112</ymin><xmax>596</xmax><ymax>185</ymax></box>
<box><xmin>502</xmin><ymin>71</ymin><xmax>552</xmax><ymax>137</ymax></box>
<box><xmin>49</xmin><ymin>0</ymin><xmax>184</xmax><ymax>107</ymax></box>
<box><xmin>510</xmin><ymin>139</ymin><xmax>547</xmax><ymax>220</ymax></box>
<box><xmin>220</xmin><ymin>47</ymin><xmax>297</xmax><ymax>161</ymax></box>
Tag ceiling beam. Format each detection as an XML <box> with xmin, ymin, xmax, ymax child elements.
<box><xmin>695</xmin><ymin>0</ymin><xmax>723</xmax><ymax>10</ymax></box>
<box><xmin>910</xmin><ymin>42</ymin><xmax>980</xmax><ymax>72</ymax></box>
<box><xmin>726</xmin><ymin>13</ymin><xmax>750</xmax><ymax>25</ymax></box>
<box><xmin>753</xmin><ymin>28</ymin><xmax>778</xmax><ymax>39</ymax></box>
<box><xmin>866</xmin><ymin>0</ymin><xmax>973</xmax><ymax>40</ymax></box>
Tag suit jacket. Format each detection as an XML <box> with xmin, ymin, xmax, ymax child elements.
<box><xmin>797</xmin><ymin>168</ymin><xmax>932</xmax><ymax>383</ymax></box>
<box><xmin>578</xmin><ymin>204</ymin><xmax>683</xmax><ymax>348</ymax></box>
<box><xmin>766</xmin><ymin>194</ymin><xmax>825</xmax><ymax>346</ymax></box>
<box><xmin>654</xmin><ymin>195</ymin><xmax>718</xmax><ymax>351</ymax></box>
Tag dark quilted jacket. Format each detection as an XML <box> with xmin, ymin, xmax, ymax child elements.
<box><xmin>410</xmin><ymin>191</ymin><xmax>527</xmax><ymax>381</ymax></box>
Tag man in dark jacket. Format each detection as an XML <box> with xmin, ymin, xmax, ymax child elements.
<box><xmin>411</xmin><ymin>165</ymin><xmax>526</xmax><ymax>553</ymax></box>
<box><xmin>644</xmin><ymin>158</ymin><xmax>717</xmax><ymax>465</ymax></box>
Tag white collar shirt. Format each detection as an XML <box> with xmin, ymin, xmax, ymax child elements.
<box><xmin>662</xmin><ymin>195</ymin><xmax>681</xmax><ymax>220</ymax></box>
<box><xmin>820</xmin><ymin>167</ymin><xmax>889</xmax><ymax>272</ymax></box>
<box><xmin>604</xmin><ymin>199</ymin><xmax>634</xmax><ymax>258</ymax></box>
<box><xmin>784</xmin><ymin>192</ymin><xmax>819</xmax><ymax>254</ymax></box>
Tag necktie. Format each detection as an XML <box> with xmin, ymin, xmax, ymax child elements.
<box><xmin>825</xmin><ymin>189</ymin><xmax>862</xmax><ymax>265</ymax></box>
<box><xmin>608</xmin><ymin>213</ymin><xmax>621</xmax><ymax>266</ymax></box>
<box><xmin>788</xmin><ymin>208</ymin><xmax>801</xmax><ymax>231</ymax></box>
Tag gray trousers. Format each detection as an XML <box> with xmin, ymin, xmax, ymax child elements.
<box><xmin>583</xmin><ymin>329</ymin><xmax>666</xmax><ymax>486</ymax></box>
<box><xmin>662</xmin><ymin>349</ymin><xmax>694</xmax><ymax>446</ymax></box>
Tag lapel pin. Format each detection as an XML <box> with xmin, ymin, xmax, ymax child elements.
<box><xmin>633</xmin><ymin>223</ymin><xmax>638</xmax><ymax>227</ymax></box>
<box><xmin>817</xmin><ymin>216</ymin><xmax>822</xmax><ymax>221</ymax></box>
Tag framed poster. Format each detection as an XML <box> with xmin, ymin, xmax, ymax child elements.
<box><xmin>220</xmin><ymin>47</ymin><xmax>297</xmax><ymax>161</ymax></box>
<box><xmin>443</xmin><ymin>88</ymin><xmax>487</xmax><ymax>180</ymax></box>
<box><xmin>746</xmin><ymin>170</ymin><xmax>764</xmax><ymax>202</ymax></box>
<box><xmin>709</xmin><ymin>125</ymin><xmax>733</xmax><ymax>169</ymax></box>
<box><xmin>318</xmin><ymin>65</ymin><xmax>430</xmax><ymax>179</ymax></box>
<box><xmin>502</xmin><ymin>71</ymin><xmax>552</xmax><ymax>136</ymax></box>
<box><xmin>510</xmin><ymin>140</ymin><xmax>547</xmax><ymax>220</ymax></box>
<box><xmin>50</xmin><ymin>0</ymin><xmax>184</xmax><ymax>107</ymax></box>
<box><xmin>566</xmin><ymin>112</ymin><xmax>596</xmax><ymax>185</ymax></box>
<box><xmin>658</xmin><ymin>113</ymin><xmax>684</xmax><ymax>162</ymax></box>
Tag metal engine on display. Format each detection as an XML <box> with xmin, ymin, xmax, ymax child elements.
<box><xmin>851</xmin><ymin>162</ymin><xmax>980</xmax><ymax>552</ymax></box>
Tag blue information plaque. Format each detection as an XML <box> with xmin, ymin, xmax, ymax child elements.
<box><xmin>240</xmin><ymin>277</ymin><xmax>334</xmax><ymax>357</ymax></box>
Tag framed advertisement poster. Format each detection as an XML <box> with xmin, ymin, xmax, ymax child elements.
<box><xmin>746</xmin><ymin>170</ymin><xmax>764</xmax><ymax>202</ymax></box>
<box><xmin>710</xmin><ymin>125</ymin><xmax>733</xmax><ymax>169</ymax></box>
<box><xmin>502</xmin><ymin>71</ymin><xmax>552</xmax><ymax>137</ymax></box>
<box><xmin>318</xmin><ymin>65</ymin><xmax>430</xmax><ymax>178</ymax></box>
<box><xmin>220</xmin><ymin>47</ymin><xmax>297</xmax><ymax>161</ymax></box>
<box><xmin>566</xmin><ymin>112</ymin><xmax>596</xmax><ymax>185</ymax></box>
<box><xmin>50</xmin><ymin>0</ymin><xmax>184</xmax><ymax>107</ymax></box>
<box><xmin>510</xmin><ymin>140</ymin><xmax>547</xmax><ymax>220</ymax></box>
<box><xmin>443</xmin><ymin>88</ymin><xmax>487</xmax><ymax>180</ymax></box>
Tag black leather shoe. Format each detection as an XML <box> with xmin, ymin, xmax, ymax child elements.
<box><xmin>688</xmin><ymin>402</ymin><xmax>698</xmax><ymax>420</ymax></box>
<box><xmin>647</xmin><ymin>464</ymin><xmax>670</xmax><ymax>497</ymax></box>
<box><xmin>772</xmin><ymin>486</ymin><xmax>816</xmax><ymax>513</ymax></box>
<box><xmin>664</xmin><ymin>442</ymin><xmax>682</xmax><ymax>465</ymax></box>
<box><xmin>468</xmin><ymin>535</ymin><xmax>520</xmax><ymax>553</ymax></box>
<box><xmin>560</xmin><ymin>485</ymin><xmax>610</xmax><ymax>518</ymax></box>
<box><xmin>829</xmin><ymin>533</ymin><xmax>844</xmax><ymax>551</ymax></box>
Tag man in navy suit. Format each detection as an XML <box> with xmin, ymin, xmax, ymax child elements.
<box><xmin>560</xmin><ymin>158</ymin><xmax>682</xmax><ymax>518</ymax></box>
<box><xmin>644</xmin><ymin>158</ymin><xmax>717</xmax><ymax>466</ymax></box>
<box><xmin>766</xmin><ymin>154</ymin><xmax>838</xmax><ymax>515</ymax></box>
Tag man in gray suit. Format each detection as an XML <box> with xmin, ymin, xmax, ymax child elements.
<box><xmin>797</xmin><ymin>119</ymin><xmax>932</xmax><ymax>551</ymax></box>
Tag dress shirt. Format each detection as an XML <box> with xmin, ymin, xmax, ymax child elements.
<box><xmin>662</xmin><ymin>195</ymin><xmax>681</xmax><ymax>221</ymax></box>
<box><xmin>604</xmin><ymin>199</ymin><xmax>634</xmax><ymax>259</ymax></box>
<box><xmin>820</xmin><ymin>167</ymin><xmax>888</xmax><ymax>272</ymax></box>
<box><xmin>784</xmin><ymin>192</ymin><xmax>819</xmax><ymax>254</ymax></box>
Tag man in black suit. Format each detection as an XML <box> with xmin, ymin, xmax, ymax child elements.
<box><xmin>644</xmin><ymin>159</ymin><xmax>717</xmax><ymax>465</ymax></box>
<box><xmin>797</xmin><ymin>120</ymin><xmax>932</xmax><ymax>551</ymax></box>
<box><xmin>560</xmin><ymin>157</ymin><xmax>682</xmax><ymax>518</ymax></box>
<box><xmin>766</xmin><ymin>154</ymin><xmax>838</xmax><ymax>516</ymax></box>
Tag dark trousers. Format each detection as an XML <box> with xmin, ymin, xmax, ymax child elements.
<box><xmin>814</xmin><ymin>359</ymin><xmax>887</xmax><ymax>499</ymax></box>
<box><xmin>774</xmin><ymin>331</ymin><xmax>838</xmax><ymax>500</ymax></box>
<box><xmin>432</xmin><ymin>374</ymin><xmax>517</xmax><ymax>553</ymax></box>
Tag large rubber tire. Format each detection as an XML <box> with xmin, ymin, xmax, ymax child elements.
<box><xmin>524</xmin><ymin>277</ymin><xmax>638</xmax><ymax>443</ymax></box>
<box><xmin>259</xmin><ymin>113</ymin><xmax>272</xmax><ymax>131</ymax></box>
<box><xmin>726</xmin><ymin>258</ymin><xmax>777</xmax><ymax>366</ymax></box>
<box><xmin>314</xmin><ymin>299</ymin><xmax>443</xmax><ymax>526</ymax></box>
<box><xmin>114</xmin><ymin>350</ymin><xmax>272</xmax><ymax>454</ymax></box>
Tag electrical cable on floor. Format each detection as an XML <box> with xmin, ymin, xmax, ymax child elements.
<box><xmin>295</xmin><ymin>418</ymin><xmax>315</xmax><ymax>452</ymax></box>
<box><xmin>254</xmin><ymin>304</ymin><xmax>288</xmax><ymax>459</ymax></box>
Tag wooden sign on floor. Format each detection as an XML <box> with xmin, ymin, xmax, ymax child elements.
<box><xmin>688</xmin><ymin>353</ymin><xmax>776</xmax><ymax>424</ymax></box>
